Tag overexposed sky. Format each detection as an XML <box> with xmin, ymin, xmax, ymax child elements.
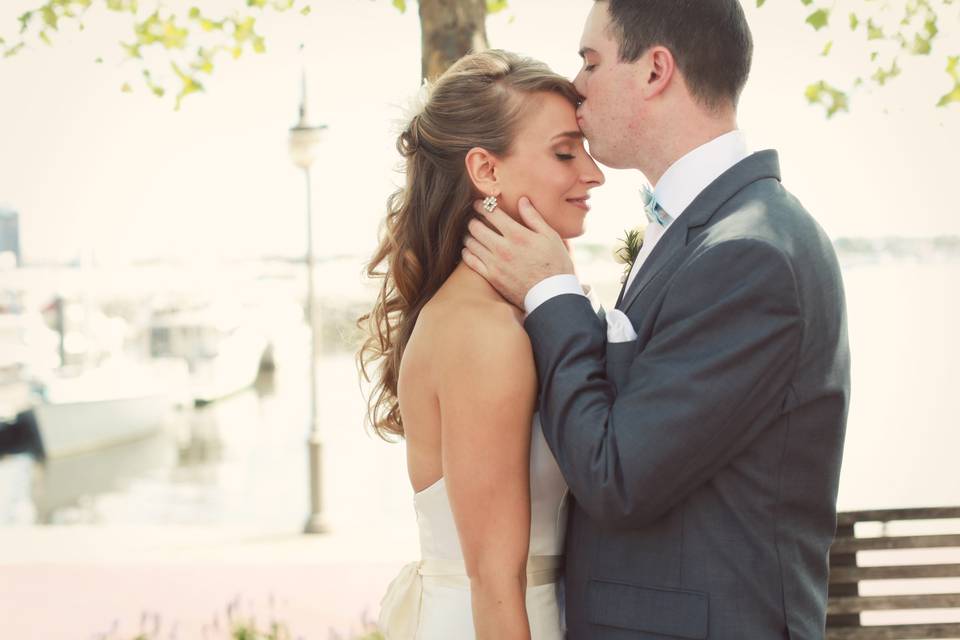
<box><xmin>0</xmin><ymin>0</ymin><xmax>956</xmax><ymax>264</ymax></box>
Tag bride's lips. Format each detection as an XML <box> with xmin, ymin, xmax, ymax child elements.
<box><xmin>567</xmin><ymin>195</ymin><xmax>591</xmax><ymax>211</ymax></box>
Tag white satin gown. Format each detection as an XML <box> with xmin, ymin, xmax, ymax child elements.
<box><xmin>378</xmin><ymin>413</ymin><xmax>570</xmax><ymax>639</ymax></box>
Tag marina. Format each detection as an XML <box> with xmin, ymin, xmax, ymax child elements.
<box><xmin>0</xmin><ymin>255</ymin><xmax>957</xmax><ymax>638</ymax></box>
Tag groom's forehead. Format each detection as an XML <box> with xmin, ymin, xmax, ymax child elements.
<box><xmin>580</xmin><ymin>3</ymin><xmax>615</xmax><ymax>52</ymax></box>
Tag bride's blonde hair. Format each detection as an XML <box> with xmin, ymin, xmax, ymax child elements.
<box><xmin>357</xmin><ymin>50</ymin><xmax>579</xmax><ymax>441</ymax></box>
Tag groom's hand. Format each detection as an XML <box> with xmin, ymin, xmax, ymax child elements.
<box><xmin>462</xmin><ymin>197</ymin><xmax>575</xmax><ymax>309</ymax></box>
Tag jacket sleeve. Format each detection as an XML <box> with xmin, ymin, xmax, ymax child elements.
<box><xmin>524</xmin><ymin>237</ymin><xmax>803</xmax><ymax>528</ymax></box>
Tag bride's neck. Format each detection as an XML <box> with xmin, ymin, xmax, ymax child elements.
<box><xmin>446</xmin><ymin>260</ymin><xmax>506</xmax><ymax>302</ymax></box>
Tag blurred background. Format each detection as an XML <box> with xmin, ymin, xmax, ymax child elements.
<box><xmin>0</xmin><ymin>0</ymin><xmax>957</xmax><ymax>637</ymax></box>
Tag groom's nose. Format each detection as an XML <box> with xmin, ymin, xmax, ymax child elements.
<box><xmin>573</xmin><ymin>71</ymin><xmax>587</xmax><ymax>98</ymax></box>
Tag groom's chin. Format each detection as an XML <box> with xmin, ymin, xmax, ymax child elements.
<box><xmin>587</xmin><ymin>144</ymin><xmax>629</xmax><ymax>171</ymax></box>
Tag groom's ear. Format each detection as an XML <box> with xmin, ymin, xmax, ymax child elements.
<box><xmin>465</xmin><ymin>147</ymin><xmax>500</xmax><ymax>195</ymax></box>
<box><xmin>643</xmin><ymin>46</ymin><xmax>676</xmax><ymax>100</ymax></box>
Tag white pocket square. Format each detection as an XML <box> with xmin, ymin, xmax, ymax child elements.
<box><xmin>605</xmin><ymin>309</ymin><xmax>638</xmax><ymax>344</ymax></box>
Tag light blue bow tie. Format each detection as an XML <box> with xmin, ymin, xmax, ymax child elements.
<box><xmin>640</xmin><ymin>184</ymin><xmax>666</xmax><ymax>226</ymax></box>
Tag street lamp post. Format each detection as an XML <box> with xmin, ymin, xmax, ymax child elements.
<box><xmin>288</xmin><ymin>64</ymin><xmax>329</xmax><ymax>535</ymax></box>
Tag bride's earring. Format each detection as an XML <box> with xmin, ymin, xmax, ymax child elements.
<box><xmin>482</xmin><ymin>195</ymin><xmax>498</xmax><ymax>213</ymax></box>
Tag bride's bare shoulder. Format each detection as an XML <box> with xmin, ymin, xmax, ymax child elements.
<box><xmin>419</xmin><ymin>293</ymin><xmax>528</xmax><ymax>352</ymax></box>
<box><xmin>404</xmin><ymin>265</ymin><xmax>533</xmax><ymax>391</ymax></box>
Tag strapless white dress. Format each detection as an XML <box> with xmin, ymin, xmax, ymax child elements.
<box><xmin>378</xmin><ymin>413</ymin><xmax>570</xmax><ymax>639</ymax></box>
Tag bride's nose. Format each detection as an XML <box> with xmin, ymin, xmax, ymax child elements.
<box><xmin>582</xmin><ymin>162</ymin><xmax>605</xmax><ymax>187</ymax></box>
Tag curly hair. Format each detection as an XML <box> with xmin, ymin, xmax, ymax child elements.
<box><xmin>356</xmin><ymin>49</ymin><xmax>579</xmax><ymax>441</ymax></box>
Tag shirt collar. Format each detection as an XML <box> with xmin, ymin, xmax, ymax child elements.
<box><xmin>652</xmin><ymin>130</ymin><xmax>750</xmax><ymax>223</ymax></box>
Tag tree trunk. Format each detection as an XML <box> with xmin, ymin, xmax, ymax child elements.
<box><xmin>418</xmin><ymin>0</ymin><xmax>489</xmax><ymax>81</ymax></box>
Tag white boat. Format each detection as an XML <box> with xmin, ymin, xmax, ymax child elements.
<box><xmin>148</xmin><ymin>305</ymin><xmax>269</xmax><ymax>404</ymax></box>
<box><xmin>30</xmin><ymin>358</ymin><xmax>190</xmax><ymax>459</ymax></box>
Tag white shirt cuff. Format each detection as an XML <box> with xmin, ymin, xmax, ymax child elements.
<box><xmin>524</xmin><ymin>274</ymin><xmax>585</xmax><ymax>316</ymax></box>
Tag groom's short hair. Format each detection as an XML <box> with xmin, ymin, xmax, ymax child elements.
<box><xmin>597</xmin><ymin>0</ymin><xmax>753</xmax><ymax>109</ymax></box>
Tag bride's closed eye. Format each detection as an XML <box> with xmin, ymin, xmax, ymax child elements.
<box><xmin>555</xmin><ymin>153</ymin><xmax>575</xmax><ymax>161</ymax></box>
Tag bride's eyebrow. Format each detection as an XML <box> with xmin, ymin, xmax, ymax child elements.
<box><xmin>552</xmin><ymin>131</ymin><xmax>584</xmax><ymax>141</ymax></box>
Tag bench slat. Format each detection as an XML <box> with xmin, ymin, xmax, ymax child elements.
<box><xmin>830</xmin><ymin>563</ymin><xmax>960</xmax><ymax>583</ymax></box>
<box><xmin>828</xmin><ymin>593</ymin><xmax>960</xmax><ymax>614</ymax></box>
<box><xmin>838</xmin><ymin>507</ymin><xmax>960</xmax><ymax>527</ymax></box>
<box><xmin>826</xmin><ymin>623</ymin><xmax>960</xmax><ymax>639</ymax></box>
<box><xmin>831</xmin><ymin>534</ymin><xmax>960</xmax><ymax>553</ymax></box>
<box><xmin>827</xmin><ymin>508</ymin><xmax>960</xmax><ymax>635</ymax></box>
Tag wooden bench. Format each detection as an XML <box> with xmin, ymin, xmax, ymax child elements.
<box><xmin>827</xmin><ymin>506</ymin><xmax>960</xmax><ymax>639</ymax></box>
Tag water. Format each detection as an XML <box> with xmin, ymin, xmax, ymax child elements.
<box><xmin>0</xmin><ymin>258</ymin><xmax>958</xmax><ymax>529</ymax></box>
<box><xmin>837</xmin><ymin>259</ymin><xmax>960</xmax><ymax>511</ymax></box>
<box><xmin>0</xmin><ymin>342</ymin><xmax>412</xmax><ymax>533</ymax></box>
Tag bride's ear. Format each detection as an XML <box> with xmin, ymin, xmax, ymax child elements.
<box><xmin>464</xmin><ymin>147</ymin><xmax>500</xmax><ymax>196</ymax></box>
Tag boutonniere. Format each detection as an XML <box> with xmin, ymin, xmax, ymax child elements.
<box><xmin>613</xmin><ymin>226</ymin><xmax>645</xmax><ymax>283</ymax></box>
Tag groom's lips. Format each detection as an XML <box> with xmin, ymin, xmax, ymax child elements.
<box><xmin>567</xmin><ymin>196</ymin><xmax>590</xmax><ymax>211</ymax></box>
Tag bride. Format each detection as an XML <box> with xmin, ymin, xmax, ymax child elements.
<box><xmin>358</xmin><ymin>49</ymin><xmax>604</xmax><ymax>639</ymax></box>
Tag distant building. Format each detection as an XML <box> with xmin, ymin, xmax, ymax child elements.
<box><xmin>0</xmin><ymin>207</ymin><xmax>21</xmax><ymax>268</ymax></box>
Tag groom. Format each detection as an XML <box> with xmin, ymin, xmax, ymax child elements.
<box><xmin>462</xmin><ymin>1</ymin><xmax>850</xmax><ymax>638</ymax></box>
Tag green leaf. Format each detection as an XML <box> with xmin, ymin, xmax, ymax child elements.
<box><xmin>41</xmin><ymin>7</ymin><xmax>58</xmax><ymax>30</ymax></box>
<box><xmin>849</xmin><ymin>13</ymin><xmax>859</xmax><ymax>30</ymax></box>
<box><xmin>121</xmin><ymin>82</ymin><xmax>132</xmax><ymax>92</ymax></box>
<box><xmin>871</xmin><ymin>59</ymin><xmax>901</xmax><ymax>86</ymax></box>
<box><xmin>486</xmin><ymin>0</ymin><xmax>508</xmax><ymax>13</ymax></box>
<box><xmin>937</xmin><ymin>84</ymin><xmax>960</xmax><ymax>107</ymax></box>
<box><xmin>911</xmin><ymin>33</ymin><xmax>932</xmax><ymax>55</ymax></box>
<box><xmin>121</xmin><ymin>41</ymin><xmax>141</xmax><ymax>59</ymax></box>
<box><xmin>805</xmin><ymin>80</ymin><xmax>849</xmax><ymax>118</ymax></box>
<box><xmin>821</xmin><ymin>40</ymin><xmax>833</xmax><ymax>56</ymax></box>
<box><xmin>172</xmin><ymin>61</ymin><xmax>203</xmax><ymax>109</ymax></box>
<box><xmin>300</xmin><ymin>5</ymin><xmax>311</xmax><ymax>16</ymax></box>
<box><xmin>806</xmin><ymin>9</ymin><xmax>829</xmax><ymax>31</ymax></box>
<box><xmin>4</xmin><ymin>42</ymin><xmax>25</xmax><ymax>58</ymax></box>
<box><xmin>867</xmin><ymin>19</ymin><xmax>884</xmax><ymax>40</ymax></box>
<box><xmin>756</xmin><ymin>0</ymin><xmax>766</xmax><ymax>6</ymax></box>
<box><xmin>392</xmin><ymin>0</ymin><xmax>406</xmax><ymax>13</ymax></box>
<box><xmin>18</xmin><ymin>11</ymin><xmax>34</xmax><ymax>35</ymax></box>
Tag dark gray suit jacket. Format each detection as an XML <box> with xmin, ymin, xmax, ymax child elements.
<box><xmin>525</xmin><ymin>151</ymin><xmax>850</xmax><ymax>639</ymax></box>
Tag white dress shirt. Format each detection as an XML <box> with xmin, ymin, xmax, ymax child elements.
<box><xmin>523</xmin><ymin>130</ymin><xmax>752</xmax><ymax>316</ymax></box>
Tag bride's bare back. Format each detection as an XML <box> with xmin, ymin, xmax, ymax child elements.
<box><xmin>398</xmin><ymin>262</ymin><xmax>533</xmax><ymax>492</ymax></box>
<box><xmin>397</xmin><ymin>261</ymin><xmax>539</xmax><ymax>638</ymax></box>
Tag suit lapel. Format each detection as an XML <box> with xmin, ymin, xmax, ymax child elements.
<box><xmin>614</xmin><ymin>273</ymin><xmax>629</xmax><ymax>308</ymax></box>
<box><xmin>616</xmin><ymin>150</ymin><xmax>782</xmax><ymax>314</ymax></box>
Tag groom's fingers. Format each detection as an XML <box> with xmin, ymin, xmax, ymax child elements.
<box><xmin>472</xmin><ymin>200</ymin><xmax>526</xmax><ymax>241</ymax></box>
<box><xmin>461</xmin><ymin>246</ymin><xmax>489</xmax><ymax>278</ymax></box>
<box><xmin>463</xmin><ymin>234</ymin><xmax>495</xmax><ymax>266</ymax></box>
<box><xmin>466</xmin><ymin>218</ymin><xmax>505</xmax><ymax>255</ymax></box>
<box><xmin>517</xmin><ymin>197</ymin><xmax>553</xmax><ymax>236</ymax></box>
